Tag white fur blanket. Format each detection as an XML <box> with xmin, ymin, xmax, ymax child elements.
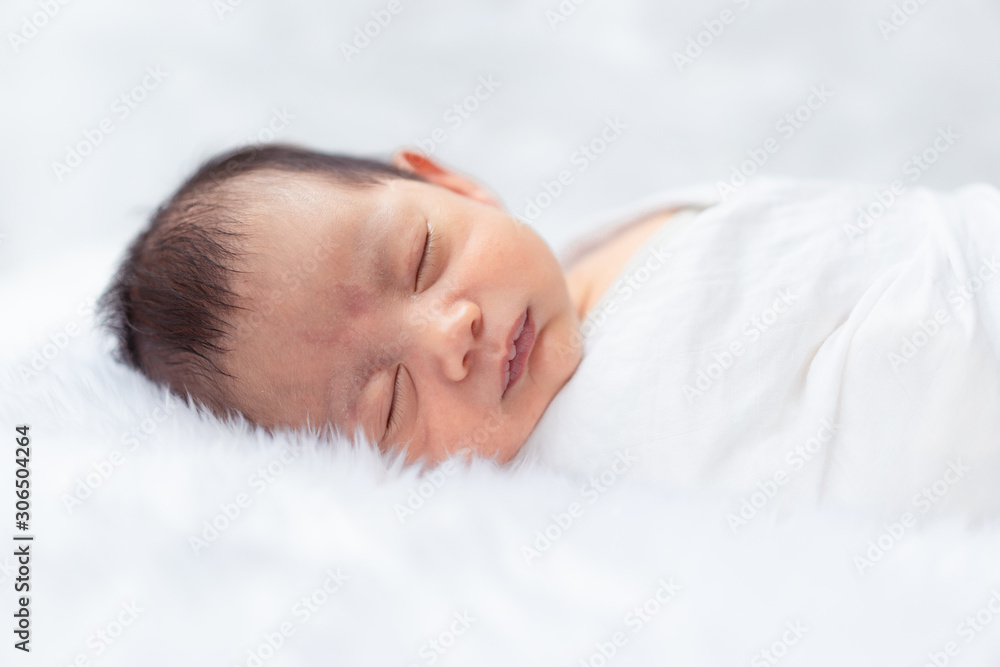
<box><xmin>3</xmin><ymin>315</ymin><xmax>1000</xmax><ymax>665</ymax></box>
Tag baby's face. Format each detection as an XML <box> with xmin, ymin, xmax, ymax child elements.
<box><xmin>225</xmin><ymin>166</ymin><xmax>582</xmax><ymax>464</ymax></box>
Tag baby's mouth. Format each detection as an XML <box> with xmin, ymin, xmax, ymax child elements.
<box><xmin>502</xmin><ymin>308</ymin><xmax>535</xmax><ymax>398</ymax></box>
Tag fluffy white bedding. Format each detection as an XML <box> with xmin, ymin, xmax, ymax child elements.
<box><xmin>4</xmin><ymin>339</ymin><xmax>1000</xmax><ymax>666</ymax></box>
<box><xmin>522</xmin><ymin>179</ymin><xmax>1000</xmax><ymax>521</ymax></box>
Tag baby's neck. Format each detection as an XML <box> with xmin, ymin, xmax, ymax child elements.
<box><xmin>564</xmin><ymin>209</ymin><xmax>677</xmax><ymax>319</ymax></box>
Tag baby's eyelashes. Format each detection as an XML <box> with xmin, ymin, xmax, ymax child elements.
<box><xmin>414</xmin><ymin>221</ymin><xmax>439</xmax><ymax>292</ymax></box>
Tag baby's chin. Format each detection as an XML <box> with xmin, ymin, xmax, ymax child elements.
<box><xmin>486</xmin><ymin>438</ymin><xmax>527</xmax><ymax>465</ymax></box>
<box><xmin>410</xmin><ymin>411</ymin><xmax>534</xmax><ymax>466</ymax></box>
<box><xmin>419</xmin><ymin>442</ymin><xmax>521</xmax><ymax>467</ymax></box>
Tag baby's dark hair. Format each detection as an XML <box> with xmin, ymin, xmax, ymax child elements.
<box><xmin>99</xmin><ymin>143</ymin><xmax>423</xmax><ymax>418</ymax></box>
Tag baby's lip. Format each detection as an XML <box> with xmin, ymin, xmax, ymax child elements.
<box><xmin>501</xmin><ymin>308</ymin><xmax>534</xmax><ymax>399</ymax></box>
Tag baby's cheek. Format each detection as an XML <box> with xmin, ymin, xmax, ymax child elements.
<box><xmin>448</xmin><ymin>406</ymin><xmax>511</xmax><ymax>460</ymax></box>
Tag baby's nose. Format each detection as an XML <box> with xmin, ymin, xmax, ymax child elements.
<box><xmin>423</xmin><ymin>299</ymin><xmax>481</xmax><ymax>382</ymax></box>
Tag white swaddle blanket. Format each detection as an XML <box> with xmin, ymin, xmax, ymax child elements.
<box><xmin>518</xmin><ymin>178</ymin><xmax>1000</xmax><ymax>520</ymax></box>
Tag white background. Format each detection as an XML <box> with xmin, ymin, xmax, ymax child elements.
<box><xmin>2</xmin><ymin>0</ymin><xmax>1000</xmax><ymax>353</ymax></box>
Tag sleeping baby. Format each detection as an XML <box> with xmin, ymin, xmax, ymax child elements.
<box><xmin>103</xmin><ymin>144</ymin><xmax>1000</xmax><ymax>518</ymax></box>
<box><xmin>102</xmin><ymin>145</ymin><xmax>596</xmax><ymax>464</ymax></box>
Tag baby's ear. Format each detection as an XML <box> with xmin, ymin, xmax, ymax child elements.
<box><xmin>391</xmin><ymin>149</ymin><xmax>502</xmax><ymax>209</ymax></box>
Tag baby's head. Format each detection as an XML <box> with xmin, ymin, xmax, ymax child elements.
<box><xmin>102</xmin><ymin>145</ymin><xmax>582</xmax><ymax>464</ymax></box>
